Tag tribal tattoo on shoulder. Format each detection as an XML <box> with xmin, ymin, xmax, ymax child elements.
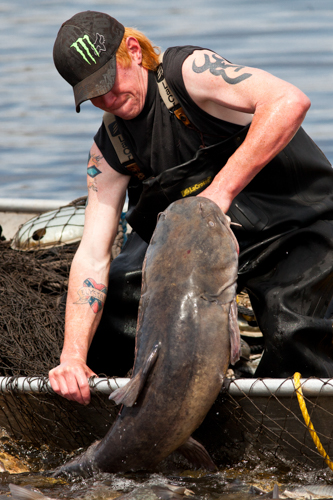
<box><xmin>87</xmin><ymin>152</ymin><xmax>103</xmax><ymax>192</ymax></box>
<box><xmin>74</xmin><ymin>278</ymin><xmax>108</xmax><ymax>314</ymax></box>
<box><xmin>192</xmin><ymin>53</ymin><xmax>252</xmax><ymax>85</ymax></box>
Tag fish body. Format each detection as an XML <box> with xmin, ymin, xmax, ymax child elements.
<box><xmin>281</xmin><ymin>485</ymin><xmax>333</xmax><ymax>499</ymax></box>
<box><xmin>58</xmin><ymin>197</ymin><xmax>240</xmax><ymax>475</ymax></box>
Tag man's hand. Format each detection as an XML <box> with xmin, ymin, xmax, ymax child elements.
<box><xmin>199</xmin><ymin>183</ymin><xmax>234</xmax><ymax>215</ymax></box>
<box><xmin>49</xmin><ymin>359</ymin><xmax>97</xmax><ymax>405</ymax></box>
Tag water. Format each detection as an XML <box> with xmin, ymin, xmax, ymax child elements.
<box><xmin>1</xmin><ymin>453</ymin><xmax>333</xmax><ymax>500</ymax></box>
<box><xmin>1</xmin><ymin>1</ymin><xmax>333</xmax><ymax>497</ymax></box>
<box><xmin>1</xmin><ymin>0</ymin><xmax>333</xmax><ymax>202</ymax></box>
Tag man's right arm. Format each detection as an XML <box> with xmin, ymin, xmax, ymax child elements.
<box><xmin>49</xmin><ymin>142</ymin><xmax>130</xmax><ymax>405</ymax></box>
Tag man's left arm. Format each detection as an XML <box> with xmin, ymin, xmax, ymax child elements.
<box><xmin>182</xmin><ymin>50</ymin><xmax>311</xmax><ymax>213</ymax></box>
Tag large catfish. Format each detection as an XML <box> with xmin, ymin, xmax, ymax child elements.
<box><xmin>57</xmin><ymin>197</ymin><xmax>240</xmax><ymax>475</ymax></box>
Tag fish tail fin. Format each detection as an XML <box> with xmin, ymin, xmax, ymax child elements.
<box><xmin>151</xmin><ymin>485</ymin><xmax>194</xmax><ymax>499</ymax></box>
<box><xmin>9</xmin><ymin>484</ymin><xmax>47</xmax><ymax>500</ymax></box>
<box><xmin>109</xmin><ymin>342</ymin><xmax>160</xmax><ymax>407</ymax></box>
<box><xmin>229</xmin><ymin>298</ymin><xmax>241</xmax><ymax>365</ymax></box>
<box><xmin>177</xmin><ymin>436</ymin><xmax>217</xmax><ymax>471</ymax></box>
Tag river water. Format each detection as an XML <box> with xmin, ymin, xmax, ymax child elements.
<box><xmin>1</xmin><ymin>0</ymin><xmax>333</xmax><ymax>498</ymax></box>
<box><xmin>1</xmin><ymin>0</ymin><xmax>333</xmax><ymax>202</ymax></box>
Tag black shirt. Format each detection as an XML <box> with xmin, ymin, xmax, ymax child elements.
<box><xmin>94</xmin><ymin>45</ymin><xmax>244</xmax><ymax>178</ymax></box>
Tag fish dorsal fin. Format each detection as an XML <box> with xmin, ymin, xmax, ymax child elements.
<box><xmin>109</xmin><ymin>343</ymin><xmax>160</xmax><ymax>407</ymax></box>
<box><xmin>229</xmin><ymin>297</ymin><xmax>241</xmax><ymax>365</ymax></box>
<box><xmin>177</xmin><ymin>436</ymin><xmax>217</xmax><ymax>471</ymax></box>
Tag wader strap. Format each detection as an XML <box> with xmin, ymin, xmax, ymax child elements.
<box><xmin>103</xmin><ymin>112</ymin><xmax>146</xmax><ymax>180</ymax></box>
<box><xmin>156</xmin><ymin>53</ymin><xmax>191</xmax><ymax>128</ymax></box>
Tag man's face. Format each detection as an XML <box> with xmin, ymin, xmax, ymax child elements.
<box><xmin>90</xmin><ymin>42</ymin><xmax>148</xmax><ymax>120</ymax></box>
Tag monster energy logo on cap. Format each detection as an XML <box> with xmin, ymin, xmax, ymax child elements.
<box><xmin>53</xmin><ymin>11</ymin><xmax>125</xmax><ymax>112</ymax></box>
<box><xmin>71</xmin><ymin>33</ymin><xmax>106</xmax><ymax>65</ymax></box>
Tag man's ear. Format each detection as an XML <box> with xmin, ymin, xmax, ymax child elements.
<box><xmin>125</xmin><ymin>37</ymin><xmax>142</xmax><ymax>64</ymax></box>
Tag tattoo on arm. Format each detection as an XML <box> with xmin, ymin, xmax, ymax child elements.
<box><xmin>192</xmin><ymin>53</ymin><xmax>252</xmax><ymax>85</ymax></box>
<box><xmin>88</xmin><ymin>180</ymin><xmax>98</xmax><ymax>192</ymax></box>
<box><xmin>87</xmin><ymin>152</ymin><xmax>103</xmax><ymax>192</ymax></box>
<box><xmin>74</xmin><ymin>278</ymin><xmax>108</xmax><ymax>314</ymax></box>
<box><xmin>87</xmin><ymin>152</ymin><xmax>103</xmax><ymax>178</ymax></box>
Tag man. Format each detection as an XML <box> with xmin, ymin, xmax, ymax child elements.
<box><xmin>49</xmin><ymin>11</ymin><xmax>333</xmax><ymax>405</ymax></box>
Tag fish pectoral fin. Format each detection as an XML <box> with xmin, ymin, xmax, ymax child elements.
<box><xmin>109</xmin><ymin>343</ymin><xmax>160</xmax><ymax>407</ymax></box>
<box><xmin>229</xmin><ymin>297</ymin><xmax>241</xmax><ymax>365</ymax></box>
<box><xmin>177</xmin><ymin>436</ymin><xmax>217</xmax><ymax>472</ymax></box>
<box><xmin>109</xmin><ymin>368</ymin><xmax>144</xmax><ymax>407</ymax></box>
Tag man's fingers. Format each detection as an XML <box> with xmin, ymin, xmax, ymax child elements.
<box><xmin>75</xmin><ymin>372</ymin><xmax>94</xmax><ymax>405</ymax></box>
<box><xmin>56</xmin><ymin>372</ymin><xmax>82</xmax><ymax>403</ymax></box>
<box><xmin>49</xmin><ymin>370</ymin><xmax>60</xmax><ymax>393</ymax></box>
<box><xmin>49</xmin><ymin>363</ymin><xmax>96</xmax><ymax>405</ymax></box>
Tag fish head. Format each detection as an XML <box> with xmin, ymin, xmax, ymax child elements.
<box><xmin>157</xmin><ymin>197</ymin><xmax>238</xmax><ymax>253</ymax></box>
<box><xmin>151</xmin><ymin>197</ymin><xmax>239</xmax><ymax>301</ymax></box>
<box><xmin>196</xmin><ymin>196</ymin><xmax>239</xmax><ymax>256</ymax></box>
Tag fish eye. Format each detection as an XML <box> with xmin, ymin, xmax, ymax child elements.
<box><xmin>208</xmin><ymin>221</ymin><xmax>215</xmax><ymax>227</ymax></box>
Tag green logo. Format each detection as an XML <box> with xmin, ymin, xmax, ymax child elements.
<box><xmin>71</xmin><ymin>35</ymin><xmax>99</xmax><ymax>65</ymax></box>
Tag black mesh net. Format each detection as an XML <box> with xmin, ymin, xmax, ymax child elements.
<box><xmin>0</xmin><ymin>197</ymin><xmax>125</xmax><ymax>377</ymax></box>
<box><xmin>0</xmin><ymin>240</ymin><xmax>73</xmax><ymax>377</ymax></box>
<box><xmin>194</xmin><ymin>377</ymin><xmax>333</xmax><ymax>470</ymax></box>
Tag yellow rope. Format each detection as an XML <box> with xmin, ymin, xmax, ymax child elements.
<box><xmin>294</xmin><ymin>372</ymin><xmax>333</xmax><ymax>471</ymax></box>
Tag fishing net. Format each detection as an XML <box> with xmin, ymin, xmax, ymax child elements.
<box><xmin>1</xmin><ymin>202</ymin><xmax>333</xmax><ymax>474</ymax></box>
<box><xmin>1</xmin><ymin>375</ymin><xmax>333</xmax><ymax>473</ymax></box>
<box><xmin>0</xmin><ymin>377</ymin><xmax>120</xmax><ymax>453</ymax></box>
<box><xmin>194</xmin><ymin>376</ymin><xmax>333</xmax><ymax>471</ymax></box>
<box><xmin>0</xmin><ymin>240</ymin><xmax>74</xmax><ymax>376</ymax></box>
<box><xmin>0</xmin><ymin>198</ymin><xmax>126</xmax><ymax>377</ymax></box>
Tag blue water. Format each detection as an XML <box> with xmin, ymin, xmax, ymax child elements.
<box><xmin>1</xmin><ymin>0</ymin><xmax>333</xmax><ymax>201</ymax></box>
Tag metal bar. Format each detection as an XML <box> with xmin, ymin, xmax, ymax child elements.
<box><xmin>224</xmin><ymin>378</ymin><xmax>333</xmax><ymax>397</ymax></box>
<box><xmin>0</xmin><ymin>377</ymin><xmax>130</xmax><ymax>394</ymax></box>
<box><xmin>0</xmin><ymin>198</ymin><xmax>71</xmax><ymax>213</ymax></box>
<box><xmin>1</xmin><ymin>377</ymin><xmax>333</xmax><ymax>398</ymax></box>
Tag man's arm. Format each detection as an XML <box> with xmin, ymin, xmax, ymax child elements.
<box><xmin>182</xmin><ymin>50</ymin><xmax>311</xmax><ymax>213</ymax></box>
<box><xmin>49</xmin><ymin>142</ymin><xmax>130</xmax><ymax>405</ymax></box>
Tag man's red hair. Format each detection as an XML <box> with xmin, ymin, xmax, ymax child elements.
<box><xmin>116</xmin><ymin>28</ymin><xmax>160</xmax><ymax>71</ymax></box>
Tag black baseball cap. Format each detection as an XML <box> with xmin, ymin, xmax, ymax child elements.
<box><xmin>53</xmin><ymin>11</ymin><xmax>125</xmax><ymax>112</ymax></box>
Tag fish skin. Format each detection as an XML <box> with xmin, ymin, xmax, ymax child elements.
<box><xmin>56</xmin><ymin>197</ymin><xmax>240</xmax><ymax>475</ymax></box>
